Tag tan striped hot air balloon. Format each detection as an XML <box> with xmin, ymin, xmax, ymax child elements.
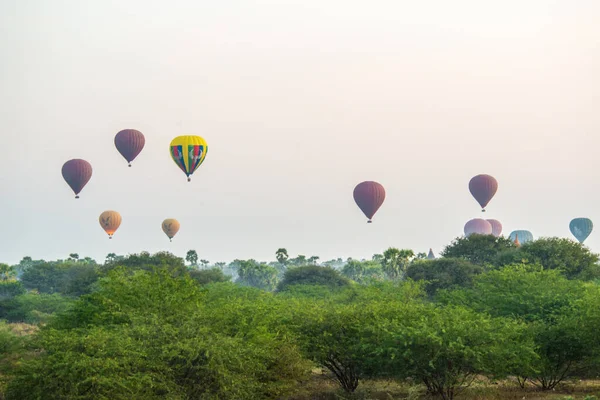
<box><xmin>99</xmin><ymin>211</ymin><xmax>122</xmax><ymax>239</ymax></box>
<box><xmin>162</xmin><ymin>218</ymin><xmax>180</xmax><ymax>242</ymax></box>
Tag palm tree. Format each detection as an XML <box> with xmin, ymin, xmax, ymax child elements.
<box><xmin>275</xmin><ymin>248</ymin><xmax>289</xmax><ymax>265</ymax></box>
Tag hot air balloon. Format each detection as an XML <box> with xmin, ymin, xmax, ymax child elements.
<box><xmin>569</xmin><ymin>218</ymin><xmax>593</xmax><ymax>244</ymax></box>
<box><xmin>169</xmin><ymin>135</ymin><xmax>208</xmax><ymax>182</ymax></box>
<box><xmin>162</xmin><ymin>218</ymin><xmax>180</xmax><ymax>242</ymax></box>
<box><xmin>509</xmin><ymin>230</ymin><xmax>533</xmax><ymax>244</ymax></box>
<box><xmin>464</xmin><ymin>218</ymin><xmax>493</xmax><ymax>236</ymax></box>
<box><xmin>353</xmin><ymin>181</ymin><xmax>386</xmax><ymax>223</ymax></box>
<box><xmin>486</xmin><ymin>219</ymin><xmax>503</xmax><ymax>237</ymax></box>
<box><xmin>115</xmin><ymin>129</ymin><xmax>145</xmax><ymax>167</ymax></box>
<box><xmin>469</xmin><ymin>174</ymin><xmax>498</xmax><ymax>212</ymax></box>
<box><xmin>62</xmin><ymin>159</ymin><xmax>92</xmax><ymax>199</ymax></box>
<box><xmin>99</xmin><ymin>211</ymin><xmax>122</xmax><ymax>239</ymax></box>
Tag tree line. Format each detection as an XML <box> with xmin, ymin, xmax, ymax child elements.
<box><xmin>1</xmin><ymin>235</ymin><xmax>600</xmax><ymax>399</ymax></box>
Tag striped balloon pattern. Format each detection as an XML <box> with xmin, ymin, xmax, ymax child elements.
<box><xmin>353</xmin><ymin>181</ymin><xmax>386</xmax><ymax>223</ymax></box>
<box><xmin>569</xmin><ymin>218</ymin><xmax>593</xmax><ymax>244</ymax></box>
<box><xmin>464</xmin><ymin>218</ymin><xmax>493</xmax><ymax>236</ymax></box>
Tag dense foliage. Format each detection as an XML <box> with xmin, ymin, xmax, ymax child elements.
<box><xmin>1</xmin><ymin>235</ymin><xmax>599</xmax><ymax>399</ymax></box>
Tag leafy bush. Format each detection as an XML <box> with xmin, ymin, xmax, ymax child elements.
<box><xmin>405</xmin><ymin>258</ymin><xmax>483</xmax><ymax>296</ymax></box>
<box><xmin>0</xmin><ymin>293</ymin><xmax>74</xmax><ymax>324</ymax></box>
<box><xmin>277</xmin><ymin>265</ymin><xmax>350</xmax><ymax>292</ymax></box>
<box><xmin>4</xmin><ymin>269</ymin><xmax>311</xmax><ymax>400</ymax></box>
<box><xmin>188</xmin><ymin>267</ymin><xmax>232</xmax><ymax>285</ymax></box>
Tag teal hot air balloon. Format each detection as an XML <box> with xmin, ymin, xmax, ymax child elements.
<box><xmin>509</xmin><ymin>230</ymin><xmax>534</xmax><ymax>244</ymax></box>
<box><xmin>569</xmin><ymin>218</ymin><xmax>593</xmax><ymax>244</ymax></box>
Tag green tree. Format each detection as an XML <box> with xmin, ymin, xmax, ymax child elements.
<box><xmin>0</xmin><ymin>281</ymin><xmax>26</xmax><ymax>299</ymax></box>
<box><xmin>275</xmin><ymin>248</ymin><xmax>289</xmax><ymax>266</ymax></box>
<box><xmin>5</xmin><ymin>269</ymin><xmax>310</xmax><ymax>400</ymax></box>
<box><xmin>102</xmin><ymin>251</ymin><xmax>187</xmax><ymax>277</ymax></box>
<box><xmin>277</xmin><ymin>265</ymin><xmax>350</xmax><ymax>292</ymax></box>
<box><xmin>307</xmin><ymin>255</ymin><xmax>320</xmax><ymax>265</ymax></box>
<box><xmin>289</xmin><ymin>254</ymin><xmax>307</xmax><ymax>266</ymax></box>
<box><xmin>0</xmin><ymin>264</ymin><xmax>16</xmax><ymax>281</ymax></box>
<box><xmin>341</xmin><ymin>260</ymin><xmax>385</xmax><ymax>284</ymax></box>
<box><xmin>68</xmin><ymin>253</ymin><xmax>79</xmax><ymax>261</ymax></box>
<box><xmin>236</xmin><ymin>260</ymin><xmax>279</xmax><ymax>291</ymax></box>
<box><xmin>441</xmin><ymin>234</ymin><xmax>516</xmax><ymax>266</ymax></box>
<box><xmin>0</xmin><ymin>292</ymin><xmax>74</xmax><ymax>324</ymax></box>
<box><xmin>188</xmin><ymin>268</ymin><xmax>232</xmax><ymax>285</ymax></box>
<box><xmin>199</xmin><ymin>259</ymin><xmax>209</xmax><ymax>268</ymax></box>
<box><xmin>520</xmin><ymin>237</ymin><xmax>600</xmax><ymax>280</ymax></box>
<box><xmin>185</xmin><ymin>249</ymin><xmax>198</xmax><ymax>267</ymax></box>
<box><xmin>214</xmin><ymin>262</ymin><xmax>226</xmax><ymax>270</ymax></box>
<box><xmin>405</xmin><ymin>258</ymin><xmax>483</xmax><ymax>296</ymax></box>
<box><xmin>440</xmin><ymin>265</ymin><xmax>597</xmax><ymax>389</ymax></box>
<box><xmin>380</xmin><ymin>304</ymin><xmax>536</xmax><ymax>400</ymax></box>
<box><xmin>382</xmin><ymin>248</ymin><xmax>414</xmax><ymax>280</ymax></box>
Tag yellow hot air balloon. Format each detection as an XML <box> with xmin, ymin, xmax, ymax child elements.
<box><xmin>162</xmin><ymin>218</ymin><xmax>180</xmax><ymax>242</ymax></box>
<box><xmin>99</xmin><ymin>210</ymin><xmax>122</xmax><ymax>239</ymax></box>
<box><xmin>169</xmin><ymin>135</ymin><xmax>208</xmax><ymax>182</ymax></box>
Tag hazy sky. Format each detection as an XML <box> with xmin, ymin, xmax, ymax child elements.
<box><xmin>1</xmin><ymin>0</ymin><xmax>598</xmax><ymax>265</ymax></box>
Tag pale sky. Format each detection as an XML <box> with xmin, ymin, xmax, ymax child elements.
<box><xmin>1</xmin><ymin>0</ymin><xmax>598</xmax><ymax>265</ymax></box>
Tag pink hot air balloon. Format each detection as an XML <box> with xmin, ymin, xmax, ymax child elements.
<box><xmin>486</xmin><ymin>219</ymin><xmax>502</xmax><ymax>237</ymax></box>
<box><xmin>464</xmin><ymin>218</ymin><xmax>493</xmax><ymax>237</ymax></box>
<box><xmin>353</xmin><ymin>181</ymin><xmax>386</xmax><ymax>223</ymax></box>
<box><xmin>115</xmin><ymin>129</ymin><xmax>145</xmax><ymax>167</ymax></box>
<box><xmin>469</xmin><ymin>174</ymin><xmax>498</xmax><ymax>212</ymax></box>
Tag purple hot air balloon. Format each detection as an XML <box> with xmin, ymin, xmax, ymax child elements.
<box><xmin>486</xmin><ymin>219</ymin><xmax>503</xmax><ymax>237</ymax></box>
<box><xmin>464</xmin><ymin>218</ymin><xmax>493</xmax><ymax>237</ymax></box>
<box><xmin>353</xmin><ymin>181</ymin><xmax>386</xmax><ymax>223</ymax></box>
<box><xmin>469</xmin><ymin>174</ymin><xmax>498</xmax><ymax>212</ymax></box>
<box><xmin>114</xmin><ymin>129</ymin><xmax>145</xmax><ymax>167</ymax></box>
<box><xmin>62</xmin><ymin>159</ymin><xmax>93</xmax><ymax>199</ymax></box>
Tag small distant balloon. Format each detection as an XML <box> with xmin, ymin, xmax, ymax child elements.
<box><xmin>353</xmin><ymin>181</ymin><xmax>386</xmax><ymax>223</ymax></box>
<box><xmin>569</xmin><ymin>218</ymin><xmax>593</xmax><ymax>244</ymax></box>
<box><xmin>464</xmin><ymin>218</ymin><xmax>493</xmax><ymax>236</ymax></box>
<box><xmin>169</xmin><ymin>135</ymin><xmax>208</xmax><ymax>182</ymax></box>
<box><xmin>486</xmin><ymin>219</ymin><xmax>503</xmax><ymax>237</ymax></box>
<box><xmin>62</xmin><ymin>159</ymin><xmax>93</xmax><ymax>199</ymax></box>
<box><xmin>99</xmin><ymin>211</ymin><xmax>122</xmax><ymax>239</ymax></box>
<box><xmin>162</xmin><ymin>218</ymin><xmax>180</xmax><ymax>242</ymax></box>
<box><xmin>509</xmin><ymin>230</ymin><xmax>533</xmax><ymax>244</ymax></box>
<box><xmin>469</xmin><ymin>174</ymin><xmax>498</xmax><ymax>212</ymax></box>
<box><xmin>115</xmin><ymin>129</ymin><xmax>145</xmax><ymax>167</ymax></box>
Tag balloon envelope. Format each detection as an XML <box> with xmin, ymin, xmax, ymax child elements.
<box><xmin>464</xmin><ymin>218</ymin><xmax>493</xmax><ymax>236</ymax></box>
<box><xmin>353</xmin><ymin>181</ymin><xmax>386</xmax><ymax>223</ymax></box>
<box><xmin>486</xmin><ymin>219</ymin><xmax>503</xmax><ymax>237</ymax></box>
<box><xmin>569</xmin><ymin>218</ymin><xmax>593</xmax><ymax>244</ymax></box>
<box><xmin>469</xmin><ymin>174</ymin><xmax>498</xmax><ymax>211</ymax></box>
<box><xmin>62</xmin><ymin>159</ymin><xmax>92</xmax><ymax>198</ymax></box>
<box><xmin>162</xmin><ymin>218</ymin><xmax>180</xmax><ymax>241</ymax></box>
<box><xmin>509</xmin><ymin>230</ymin><xmax>533</xmax><ymax>244</ymax></box>
<box><xmin>169</xmin><ymin>135</ymin><xmax>208</xmax><ymax>181</ymax></box>
<box><xmin>115</xmin><ymin>129</ymin><xmax>145</xmax><ymax>166</ymax></box>
<box><xmin>99</xmin><ymin>211</ymin><xmax>122</xmax><ymax>239</ymax></box>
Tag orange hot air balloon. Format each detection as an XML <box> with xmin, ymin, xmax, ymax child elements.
<box><xmin>99</xmin><ymin>211</ymin><xmax>122</xmax><ymax>239</ymax></box>
<box><xmin>162</xmin><ymin>218</ymin><xmax>180</xmax><ymax>242</ymax></box>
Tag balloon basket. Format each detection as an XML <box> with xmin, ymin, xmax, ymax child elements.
<box><xmin>367</xmin><ymin>220</ymin><xmax>372</xmax><ymax>224</ymax></box>
<box><xmin>75</xmin><ymin>195</ymin><xmax>79</xmax><ymax>199</ymax></box>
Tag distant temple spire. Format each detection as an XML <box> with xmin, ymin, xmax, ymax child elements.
<box><xmin>427</xmin><ymin>248</ymin><xmax>435</xmax><ymax>259</ymax></box>
<box><xmin>514</xmin><ymin>233</ymin><xmax>521</xmax><ymax>247</ymax></box>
